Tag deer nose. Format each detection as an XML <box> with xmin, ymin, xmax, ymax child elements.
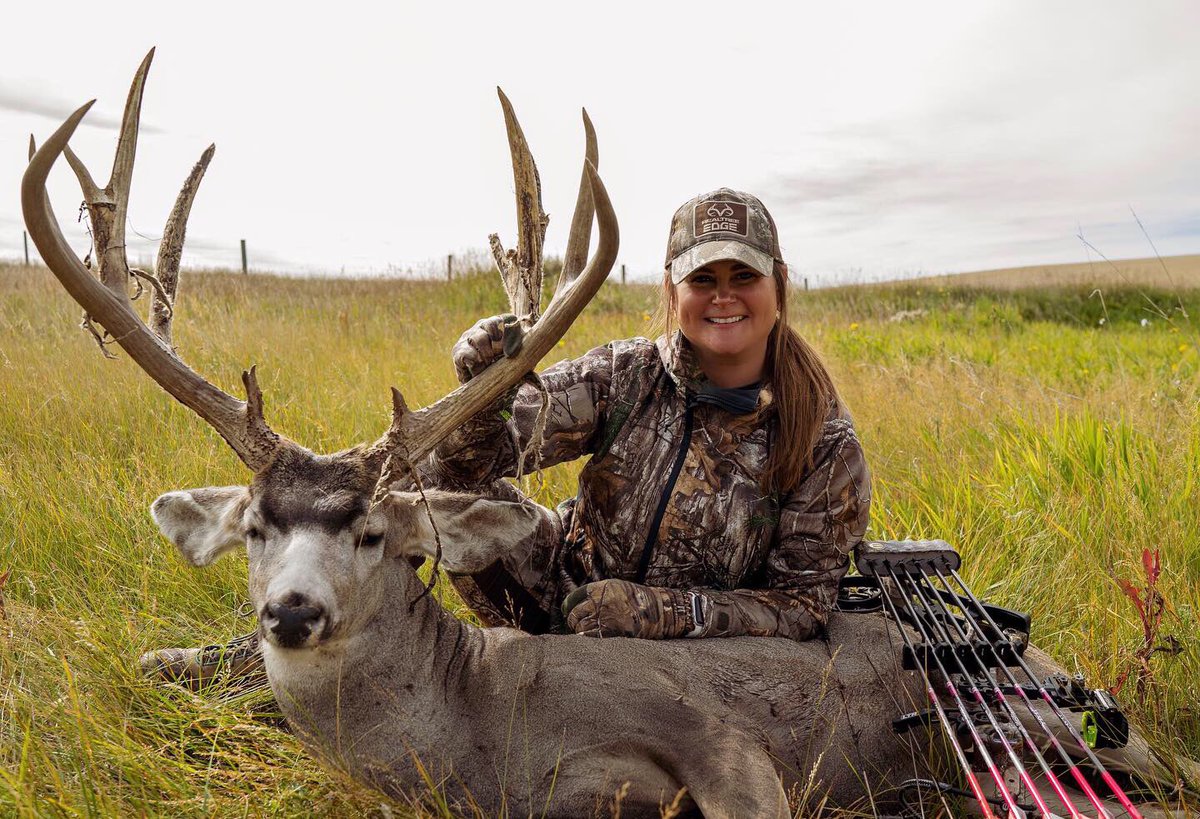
<box><xmin>264</xmin><ymin>593</ymin><xmax>324</xmax><ymax>647</ymax></box>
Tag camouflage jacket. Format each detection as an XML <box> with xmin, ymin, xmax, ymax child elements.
<box><xmin>429</xmin><ymin>332</ymin><xmax>871</xmax><ymax>641</ymax></box>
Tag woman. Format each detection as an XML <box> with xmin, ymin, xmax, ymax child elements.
<box><xmin>144</xmin><ymin>188</ymin><xmax>870</xmax><ymax>686</ymax></box>
<box><xmin>432</xmin><ymin>187</ymin><xmax>871</xmax><ymax>642</ymax></box>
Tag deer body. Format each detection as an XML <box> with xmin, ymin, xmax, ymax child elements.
<box><xmin>150</xmin><ymin>450</ymin><xmax>924</xmax><ymax>816</ymax></box>
<box><xmin>152</xmin><ymin>457</ymin><xmax>1191</xmax><ymax>818</ymax></box>
<box><xmin>260</xmin><ymin>547</ymin><xmax>929</xmax><ymax>816</ymax></box>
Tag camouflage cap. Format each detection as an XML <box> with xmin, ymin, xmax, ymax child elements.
<box><xmin>665</xmin><ymin>188</ymin><xmax>782</xmax><ymax>284</ymax></box>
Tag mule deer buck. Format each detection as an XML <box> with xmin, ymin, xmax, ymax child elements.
<box><xmin>24</xmin><ymin>51</ymin><xmax>1196</xmax><ymax>818</ymax></box>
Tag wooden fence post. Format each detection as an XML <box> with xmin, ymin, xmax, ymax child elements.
<box><xmin>240</xmin><ymin>239</ymin><xmax>248</xmax><ymax>275</ymax></box>
<box><xmin>447</xmin><ymin>253</ymin><xmax>453</xmax><ymax>280</ymax></box>
<box><xmin>24</xmin><ymin>231</ymin><xmax>30</xmax><ymax>266</ymax></box>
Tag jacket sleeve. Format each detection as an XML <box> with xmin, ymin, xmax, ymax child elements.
<box><xmin>426</xmin><ymin>343</ymin><xmax>616</xmax><ymax>488</ymax></box>
<box><xmin>697</xmin><ymin>414</ymin><xmax>872</xmax><ymax>641</ymax></box>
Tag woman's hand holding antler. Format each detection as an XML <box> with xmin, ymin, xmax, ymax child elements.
<box><xmin>452</xmin><ymin>314</ymin><xmax>526</xmax><ymax>383</ymax></box>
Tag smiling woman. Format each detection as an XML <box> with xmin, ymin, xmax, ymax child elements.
<box><xmin>438</xmin><ymin>187</ymin><xmax>870</xmax><ymax>648</ymax></box>
<box><xmin>657</xmin><ymin>188</ymin><xmax>843</xmax><ymax>493</ymax></box>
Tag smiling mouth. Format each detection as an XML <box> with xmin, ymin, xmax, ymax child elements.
<box><xmin>706</xmin><ymin>316</ymin><xmax>746</xmax><ymax>324</ymax></box>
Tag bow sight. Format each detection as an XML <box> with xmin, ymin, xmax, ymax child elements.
<box><xmin>841</xmin><ymin>540</ymin><xmax>1142</xmax><ymax>819</ymax></box>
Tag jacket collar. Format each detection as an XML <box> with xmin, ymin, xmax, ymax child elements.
<box><xmin>657</xmin><ymin>330</ymin><xmax>704</xmax><ymax>393</ymax></box>
<box><xmin>656</xmin><ymin>331</ymin><xmax>776</xmax><ymax>419</ymax></box>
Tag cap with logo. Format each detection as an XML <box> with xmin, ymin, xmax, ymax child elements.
<box><xmin>665</xmin><ymin>188</ymin><xmax>782</xmax><ymax>285</ymax></box>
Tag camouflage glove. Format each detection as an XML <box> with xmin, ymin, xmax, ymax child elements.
<box><xmin>452</xmin><ymin>314</ymin><xmax>525</xmax><ymax>384</ymax></box>
<box><xmin>562</xmin><ymin>579</ymin><xmax>712</xmax><ymax>640</ymax></box>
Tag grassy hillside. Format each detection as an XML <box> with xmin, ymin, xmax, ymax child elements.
<box><xmin>905</xmin><ymin>253</ymin><xmax>1200</xmax><ymax>291</ymax></box>
<box><xmin>1</xmin><ymin>261</ymin><xmax>1198</xmax><ymax>816</ymax></box>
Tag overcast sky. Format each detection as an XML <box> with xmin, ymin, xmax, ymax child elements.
<box><xmin>2</xmin><ymin>1</ymin><xmax>1197</xmax><ymax>286</ymax></box>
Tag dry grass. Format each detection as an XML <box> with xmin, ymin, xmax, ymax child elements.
<box><xmin>903</xmin><ymin>253</ymin><xmax>1200</xmax><ymax>291</ymax></box>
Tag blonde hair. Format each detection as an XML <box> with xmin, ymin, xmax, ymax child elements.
<box><xmin>653</xmin><ymin>260</ymin><xmax>838</xmax><ymax>494</ymax></box>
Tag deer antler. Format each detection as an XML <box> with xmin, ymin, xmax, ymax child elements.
<box><xmin>24</xmin><ymin>52</ymin><xmax>614</xmax><ymax>474</ymax></box>
<box><xmin>151</xmin><ymin>143</ymin><xmax>215</xmax><ymax>346</ymax></box>
<box><xmin>488</xmin><ymin>95</ymin><xmax>601</xmax><ymax>322</ymax></box>
<box><xmin>490</xmin><ymin>88</ymin><xmax>549</xmax><ymax>322</ymax></box>
<box><xmin>373</xmin><ymin>95</ymin><xmax>619</xmax><ymax>465</ymax></box>
<box><xmin>21</xmin><ymin>49</ymin><xmax>283</xmax><ymax>471</ymax></box>
<box><xmin>558</xmin><ymin>108</ymin><xmax>599</xmax><ymax>296</ymax></box>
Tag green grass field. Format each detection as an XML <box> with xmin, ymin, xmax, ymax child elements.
<box><xmin>1</xmin><ymin>259</ymin><xmax>1198</xmax><ymax>816</ymax></box>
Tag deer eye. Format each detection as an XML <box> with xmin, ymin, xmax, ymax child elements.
<box><xmin>359</xmin><ymin>531</ymin><xmax>385</xmax><ymax>549</ymax></box>
<box><xmin>245</xmin><ymin>526</ymin><xmax>263</xmax><ymax>542</ymax></box>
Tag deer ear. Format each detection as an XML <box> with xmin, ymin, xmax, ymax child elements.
<box><xmin>387</xmin><ymin>490</ymin><xmax>545</xmax><ymax>572</ymax></box>
<box><xmin>151</xmin><ymin>487</ymin><xmax>251</xmax><ymax>566</ymax></box>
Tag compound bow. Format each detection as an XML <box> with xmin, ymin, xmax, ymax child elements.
<box><xmin>843</xmin><ymin>540</ymin><xmax>1143</xmax><ymax>818</ymax></box>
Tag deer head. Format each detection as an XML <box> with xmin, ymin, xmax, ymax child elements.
<box><xmin>150</xmin><ymin>453</ymin><xmax>545</xmax><ymax>649</ymax></box>
<box><xmin>23</xmin><ymin>49</ymin><xmax>617</xmax><ymax>651</ymax></box>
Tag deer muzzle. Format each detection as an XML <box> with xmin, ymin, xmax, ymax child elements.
<box><xmin>263</xmin><ymin>593</ymin><xmax>326</xmax><ymax>649</ymax></box>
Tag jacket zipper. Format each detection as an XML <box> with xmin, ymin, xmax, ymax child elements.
<box><xmin>636</xmin><ymin>400</ymin><xmax>695</xmax><ymax>583</ymax></box>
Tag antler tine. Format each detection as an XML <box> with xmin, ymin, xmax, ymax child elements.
<box><xmin>373</xmin><ymin>159</ymin><xmax>618</xmax><ymax>465</ymax></box>
<box><xmin>107</xmin><ymin>48</ymin><xmax>155</xmax><ymax>277</ymax></box>
<box><xmin>514</xmin><ymin>160</ymin><xmax>616</xmax><ymax>378</ymax></box>
<box><xmin>63</xmin><ymin>144</ymin><xmax>103</xmax><ymax>203</ymax></box>
<box><xmin>65</xmin><ymin>49</ymin><xmax>156</xmax><ymax>294</ymax></box>
<box><xmin>556</xmin><ymin>107</ymin><xmax>598</xmax><ymax>299</ymax></box>
<box><xmin>22</xmin><ymin>86</ymin><xmax>283</xmax><ymax>472</ymax></box>
<box><xmin>151</xmin><ymin>143</ymin><xmax>215</xmax><ymax>345</ymax></box>
<box><xmin>493</xmin><ymin>88</ymin><xmax>548</xmax><ymax>321</ymax></box>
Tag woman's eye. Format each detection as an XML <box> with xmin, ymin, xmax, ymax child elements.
<box><xmin>688</xmin><ymin>274</ymin><xmax>715</xmax><ymax>285</ymax></box>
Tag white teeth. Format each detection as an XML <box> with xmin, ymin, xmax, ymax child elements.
<box><xmin>707</xmin><ymin>316</ymin><xmax>745</xmax><ymax>324</ymax></box>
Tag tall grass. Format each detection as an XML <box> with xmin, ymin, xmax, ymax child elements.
<box><xmin>1</xmin><ymin>262</ymin><xmax>1197</xmax><ymax>816</ymax></box>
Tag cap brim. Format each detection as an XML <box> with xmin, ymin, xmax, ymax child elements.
<box><xmin>669</xmin><ymin>240</ymin><xmax>774</xmax><ymax>284</ymax></box>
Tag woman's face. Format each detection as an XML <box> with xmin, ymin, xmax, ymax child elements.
<box><xmin>675</xmin><ymin>259</ymin><xmax>778</xmax><ymax>382</ymax></box>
